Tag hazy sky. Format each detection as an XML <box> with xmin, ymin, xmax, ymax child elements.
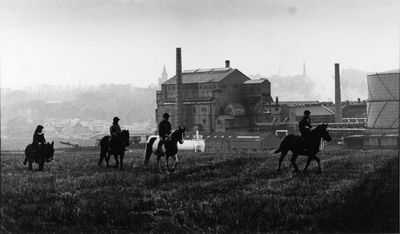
<box><xmin>1</xmin><ymin>0</ymin><xmax>399</xmax><ymax>99</ymax></box>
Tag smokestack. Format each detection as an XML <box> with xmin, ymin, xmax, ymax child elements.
<box><xmin>275</xmin><ymin>96</ymin><xmax>279</xmax><ymax>110</ymax></box>
<box><xmin>334</xmin><ymin>63</ymin><xmax>342</xmax><ymax>122</ymax></box>
<box><xmin>176</xmin><ymin>48</ymin><xmax>183</xmax><ymax>127</ymax></box>
<box><xmin>225</xmin><ymin>60</ymin><xmax>230</xmax><ymax>68</ymax></box>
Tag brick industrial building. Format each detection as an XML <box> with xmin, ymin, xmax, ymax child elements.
<box><xmin>156</xmin><ymin>59</ymin><xmax>273</xmax><ymax>132</ymax></box>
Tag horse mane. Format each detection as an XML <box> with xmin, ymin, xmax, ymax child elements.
<box><xmin>311</xmin><ymin>124</ymin><xmax>326</xmax><ymax>133</ymax></box>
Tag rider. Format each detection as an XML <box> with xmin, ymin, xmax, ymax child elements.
<box><xmin>158</xmin><ymin>113</ymin><xmax>172</xmax><ymax>153</ymax></box>
<box><xmin>109</xmin><ymin>117</ymin><xmax>122</xmax><ymax>150</ymax></box>
<box><xmin>299</xmin><ymin>110</ymin><xmax>312</xmax><ymax>150</ymax></box>
<box><xmin>25</xmin><ymin>125</ymin><xmax>46</xmax><ymax>164</ymax></box>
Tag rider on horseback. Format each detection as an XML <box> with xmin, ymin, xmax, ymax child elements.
<box><xmin>158</xmin><ymin>113</ymin><xmax>172</xmax><ymax>154</ymax></box>
<box><xmin>24</xmin><ymin>125</ymin><xmax>46</xmax><ymax>165</ymax></box>
<box><xmin>299</xmin><ymin>110</ymin><xmax>312</xmax><ymax>150</ymax></box>
<box><xmin>109</xmin><ymin>117</ymin><xmax>121</xmax><ymax>151</ymax></box>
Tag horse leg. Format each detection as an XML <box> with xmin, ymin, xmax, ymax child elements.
<box><xmin>106</xmin><ymin>153</ymin><xmax>111</xmax><ymax>167</ymax></box>
<box><xmin>28</xmin><ymin>161</ymin><xmax>33</xmax><ymax>171</ymax></box>
<box><xmin>165</xmin><ymin>155</ymin><xmax>170</xmax><ymax>174</ymax></box>
<box><xmin>37</xmin><ymin>161</ymin><xmax>44</xmax><ymax>171</ymax></box>
<box><xmin>120</xmin><ymin>153</ymin><xmax>124</xmax><ymax>170</ymax></box>
<box><xmin>290</xmin><ymin>154</ymin><xmax>299</xmax><ymax>172</ymax></box>
<box><xmin>277</xmin><ymin>150</ymin><xmax>289</xmax><ymax>173</ymax></box>
<box><xmin>114</xmin><ymin>154</ymin><xmax>119</xmax><ymax>168</ymax></box>
<box><xmin>171</xmin><ymin>154</ymin><xmax>179</xmax><ymax>172</ymax></box>
<box><xmin>303</xmin><ymin>156</ymin><xmax>313</xmax><ymax>173</ymax></box>
<box><xmin>314</xmin><ymin>156</ymin><xmax>322</xmax><ymax>173</ymax></box>
<box><xmin>157</xmin><ymin>155</ymin><xmax>163</xmax><ymax>174</ymax></box>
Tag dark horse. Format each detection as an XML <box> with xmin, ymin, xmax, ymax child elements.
<box><xmin>274</xmin><ymin>124</ymin><xmax>332</xmax><ymax>173</ymax></box>
<box><xmin>144</xmin><ymin>126</ymin><xmax>186</xmax><ymax>174</ymax></box>
<box><xmin>24</xmin><ymin>141</ymin><xmax>55</xmax><ymax>171</ymax></box>
<box><xmin>98</xmin><ymin>130</ymin><xmax>130</xmax><ymax>169</ymax></box>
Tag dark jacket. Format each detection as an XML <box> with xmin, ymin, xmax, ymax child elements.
<box><xmin>158</xmin><ymin>120</ymin><xmax>172</xmax><ymax>138</ymax></box>
<box><xmin>299</xmin><ymin>115</ymin><xmax>312</xmax><ymax>136</ymax></box>
<box><xmin>32</xmin><ymin>132</ymin><xmax>46</xmax><ymax>146</ymax></box>
<box><xmin>110</xmin><ymin>123</ymin><xmax>121</xmax><ymax>139</ymax></box>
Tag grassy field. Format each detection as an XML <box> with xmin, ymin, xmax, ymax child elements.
<box><xmin>1</xmin><ymin>147</ymin><xmax>398</xmax><ymax>233</ymax></box>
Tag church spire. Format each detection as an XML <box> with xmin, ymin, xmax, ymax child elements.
<box><xmin>158</xmin><ymin>65</ymin><xmax>168</xmax><ymax>87</ymax></box>
<box><xmin>162</xmin><ymin>65</ymin><xmax>167</xmax><ymax>77</ymax></box>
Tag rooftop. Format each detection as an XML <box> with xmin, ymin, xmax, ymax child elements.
<box><xmin>243</xmin><ymin>79</ymin><xmax>270</xmax><ymax>84</ymax></box>
<box><xmin>163</xmin><ymin>68</ymin><xmax>236</xmax><ymax>85</ymax></box>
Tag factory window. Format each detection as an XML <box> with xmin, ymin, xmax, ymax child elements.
<box><xmin>242</xmin><ymin>148</ymin><xmax>248</xmax><ymax>152</ymax></box>
<box><xmin>233</xmin><ymin>84</ymin><xmax>239</xmax><ymax>88</ymax></box>
<box><xmin>221</xmin><ymin>84</ymin><xmax>227</xmax><ymax>89</ymax></box>
<box><xmin>193</xmin><ymin>107</ymin><xmax>196</xmax><ymax>113</ymax></box>
<box><xmin>232</xmin><ymin>148</ymin><xmax>238</xmax><ymax>153</ymax></box>
<box><xmin>217</xmin><ymin>120</ymin><xmax>221</xmax><ymax>124</ymax></box>
<box><xmin>203</xmin><ymin>119</ymin><xmax>206</xmax><ymax>124</ymax></box>
<box><xmin>252</xmin><ymin>148</ymin><xmax>257</xmax><ymax>153</ymax></box>
<box><xmin>201</xmin><ymin>107</ymin><xmax>207</xmax><ymax>112</ymax></box>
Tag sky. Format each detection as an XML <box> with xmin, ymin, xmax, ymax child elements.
<box><xmin>0</xmin><ymin>0</ymin><xmax>399</xmax><ymax>100</ymax></box>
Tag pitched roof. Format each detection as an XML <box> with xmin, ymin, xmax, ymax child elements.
<box><xmin>243</xmin><ymin>79</ymin><xmax>270</xmax><ymax>84</ymax></box>
<box><xmin>163</xmin><ymin>68</ymin><xmax>236</xmax><ymax>85</ymax></box>
<box><xmin>369</xmin><ymin>69</ymin><xmax>400</xmax><ymax>76</ymax></box>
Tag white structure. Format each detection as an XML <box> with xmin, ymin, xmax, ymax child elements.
<box><xmin>367</xmin><ymin>70</ymin><xmax>399</xmax><ymax>129</ymax></box>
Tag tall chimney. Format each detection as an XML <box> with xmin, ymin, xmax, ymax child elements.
<box><xmin>334</xmin><ymin>63</ymin><xmax>342</xmax><ymax>122</ymax></box>
<box><xmin>225</xmin><ymin>60</ymin><xmax>230</xmax><ymax>68</ymax></box>
<box><xmin>176</xmin><ymin>48</ymin><xmax>184</xmax><ymax>127</ymax></box>
<box><xmin>275</xmin><ymin>96</ymin><xmax>279</xmax><ymax>110</ymax></box>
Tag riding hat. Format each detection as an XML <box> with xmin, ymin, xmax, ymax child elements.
<box><xmin>163</xmin><ymin>113</ymin><xmax>170</xmax><ymax>118</ymax></box>
<box><xmin>113</xmin><ymin>116</ymin><xmax>120</xmax><ymax>122</ymax></box>
<box><xmin>36</xmin><ymin>125</ymin><xmax>44</xmax><ymax>130</ymax></box>
<box><xmin>304</xmin><ymin>110</ymin><xmax>311</xmax><ymax>115</ymax></box>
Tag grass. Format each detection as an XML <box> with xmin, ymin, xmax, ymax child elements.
<box><xmin>1</xmin><ymin>147</ymin><xmax>398</xmax><ymax>233</ymax></box>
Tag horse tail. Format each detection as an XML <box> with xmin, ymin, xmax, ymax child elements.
<box><xmin>273</xmin><ymin>135</ymin><xmax>292</xmax><ymax>154</ymax></box>
<box><xmin>98</xmin><ymin>136</ymin><xmax>109</xmax><ymax>165</ymax></box>
<box><xmin>24</xmin><ymin>144</ymin><xmax>31</xmax><ymax>165</ymax></box>
<box><xmin>144</xmin><ymin>137</ymin><xmax>157</xmax><ymax>165</ymax></box>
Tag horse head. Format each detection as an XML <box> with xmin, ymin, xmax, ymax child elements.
<box><xmin>172</xmin><ymin>126</ymin><xmax>186</xmax><ymax>144</ymax></box>
<box><xmin>45</xmin><ymin>141</ymin><xmax>55</xmax><ymax>162</ymax></box>
<box><xmin>318</xmin><ymin>123</ymin><xmax>332</xmax><ymax>142</ymax></box>
<box><xmin>121</xmin><ymin>130</ymin><xmax>130</xmax><ymax>147</ymax></box>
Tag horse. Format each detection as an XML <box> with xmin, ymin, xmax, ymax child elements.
<box><xmin>98</xmin><ymin>130</ymin><xmax>130</xmax><ymax>169</ymax></box>
<box><xmin>24</xmin><ymin>141</ymin><xmax>55</xmax><ymax>171</ymax></box>
<box><xmin>274</xmin><ymin>124</ymin><xmax>332</xmax><ymax>174</ymax></box>
<box><xmin>144</xmin><ymin>126</ymin><xmax>186</xmax><ymax>174</ymax></box>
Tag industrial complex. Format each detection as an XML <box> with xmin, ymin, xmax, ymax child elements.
<box><xmin>155</xmin><ymin>48</ymin><xmax>399</xmax><ymax>152</ymax></box>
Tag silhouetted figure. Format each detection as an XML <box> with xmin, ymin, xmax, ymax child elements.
<box><xmin>109</xmin><ymin>117</ymin><xmax>121</xmax><ymax>151</ymax></box>
<box><xmin>24</xmin><ymin>125</ymin><xmax>46</xmax><ymax>165</ymax></box>
<box><xmin>299</xmin><ymin>110</ymin><xmax>312</xmax><ymax>150</ymax></box>
<box><xmin>32</xmin><ymin>125</ymin><xmax>46</xmax><ymax>146</ymax></box>
<box><xmin>158</xmin><ymin>113</ymin><xmax>172</xmax><ymax>153</ymax></box>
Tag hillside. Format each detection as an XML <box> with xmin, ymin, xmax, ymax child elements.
<box><xmin>1</xmin><ymin>148</ymin><xmax>398</xmax><ymax>233</ymax></box>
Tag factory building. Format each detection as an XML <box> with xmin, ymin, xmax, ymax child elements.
<box><xmin>155</xmin><ymin>60</ymin><xmax>273</xmax><ymax>132</ymax></box>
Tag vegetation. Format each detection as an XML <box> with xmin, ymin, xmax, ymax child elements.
<box><xmin>1</xmin><ymin>148</ymin><xmax>398</xmax><ymax>233</ymax></box>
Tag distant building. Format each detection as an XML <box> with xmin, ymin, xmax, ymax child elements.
<box><xmin>155</xmin><ymin>61</ymin><xmax>273</xmax><ymax>132</ymax></box>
